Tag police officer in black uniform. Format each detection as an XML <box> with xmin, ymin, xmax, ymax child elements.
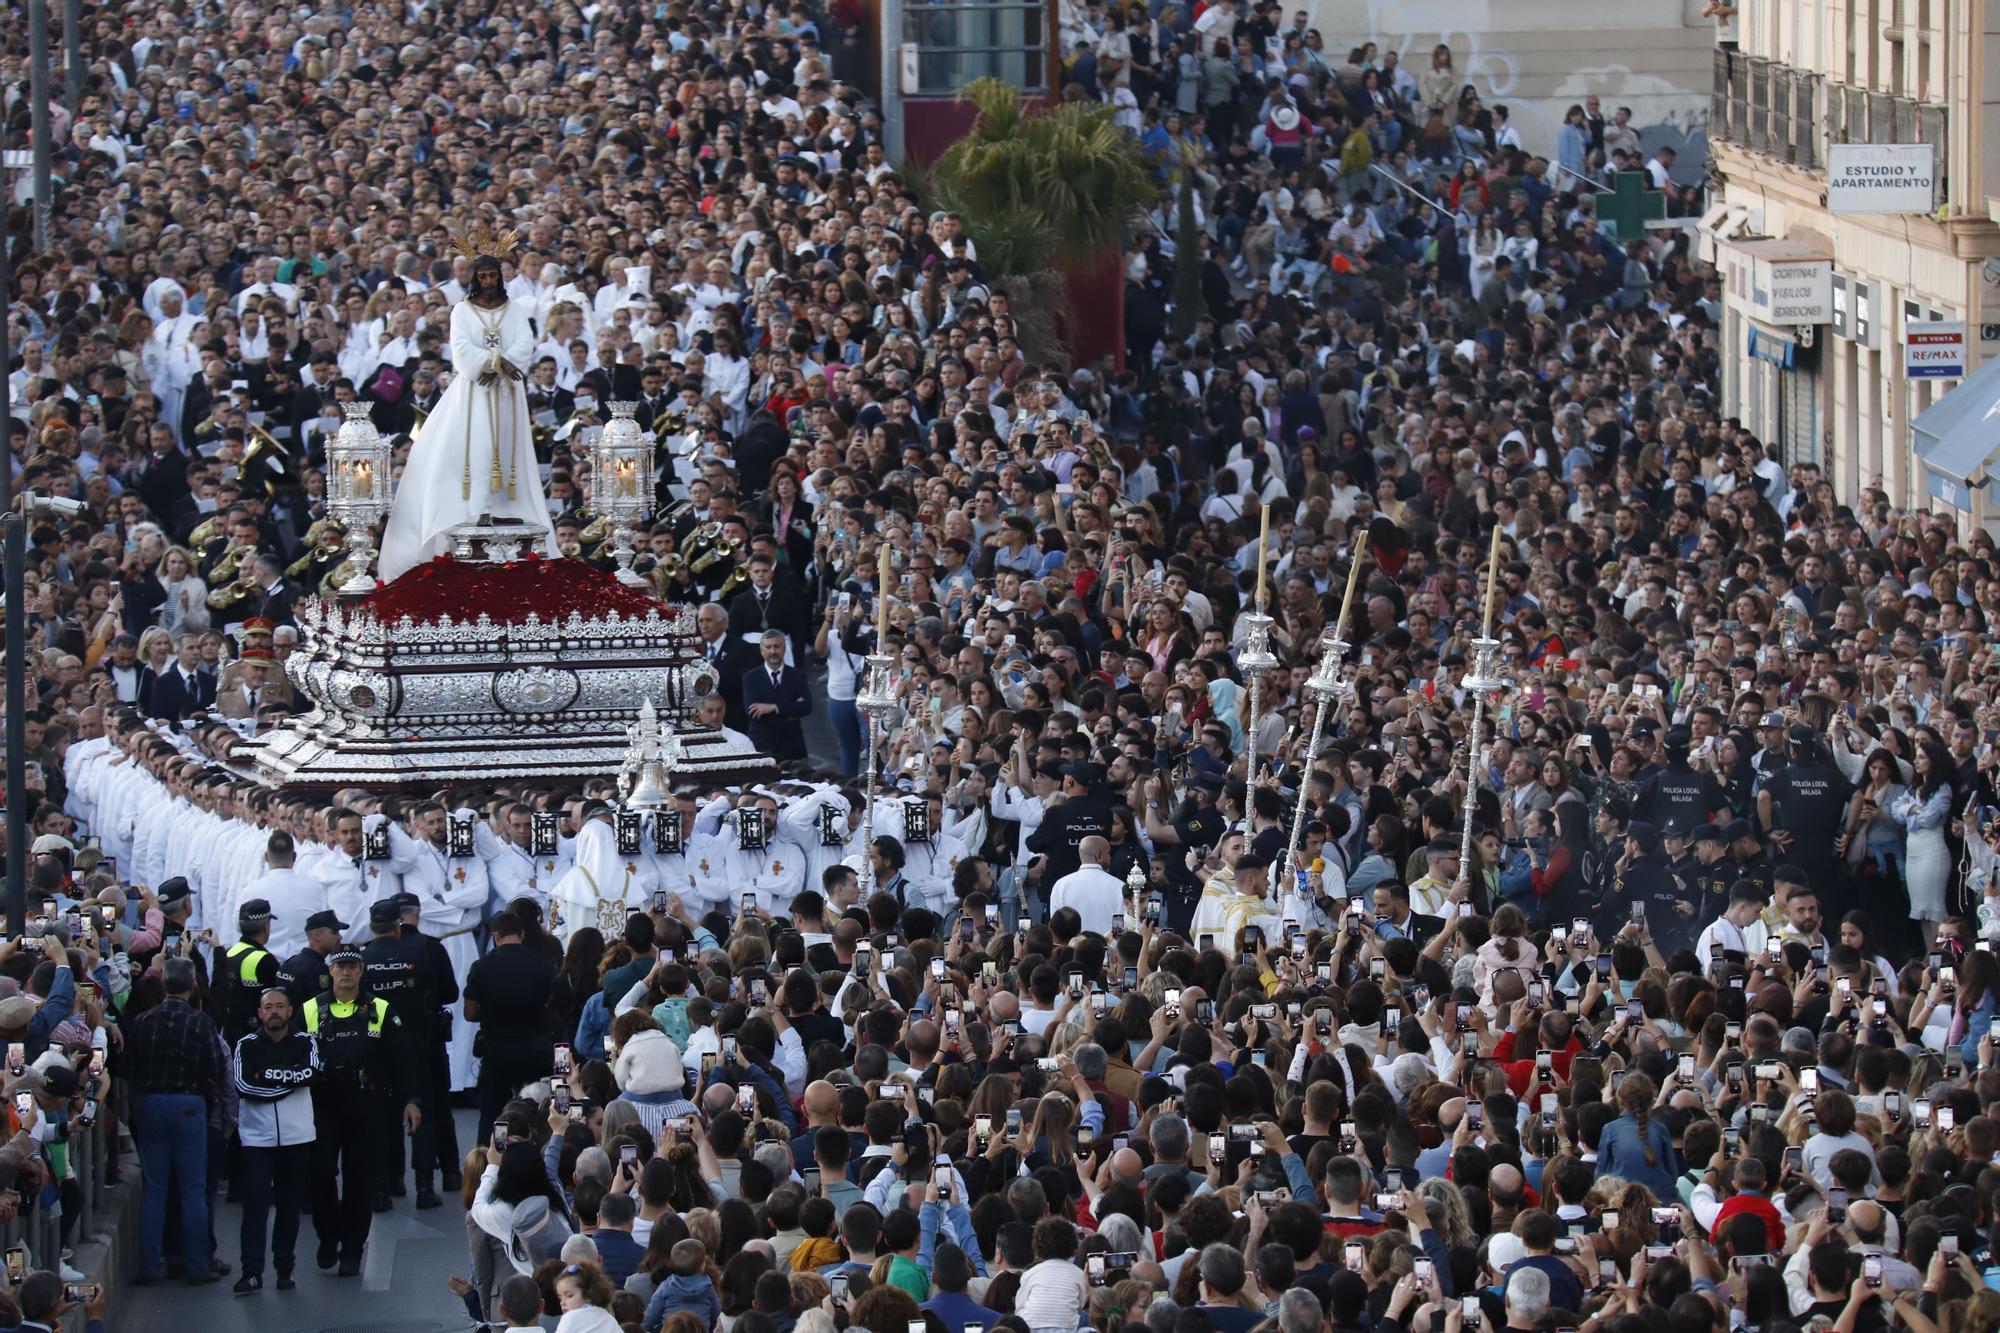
<box><xmin>1618</xmin><ymin>821</ymin><xmax>1691</xmax><ymax>954</ymax></box>
<box><xmin>358</xmin><ymin>897</ymin><xmax>441</xmax><ymax>1210</ymax></box>
<box><xmin>1026</xmin><ymin>762</ymin><xmax>1112</xmax><ymax>887</ymax></box>
<box><xmin>1723</xmin><ymin>818</ymin><xmax>1776</xmax><ymax>896</ymax></box>
<box><xmin>212</xmin><ymin>899</ymin><xmax>280</xmax><ymax>1043</ymax></box>
<box><xmin>1685</xmin><ymin>822</ymin><xmax>1736</xmax><ymax>923</ymax></box>
<box><xmin>303</xmin><ymin>943</ymin><xmax>420</xmax><ymax>1277</ymax></box>
<box><xmin>1139</xmin><ymin>768</ymin><xmax>1229</xmax><ymax>933</ymax></box>
<box><xmin>392</xmin><ymin>891</ymin><xmax>463</xmax><ymax>1195</ymax></box>
<box><xmin>277</xmin><ymin>910</ymin><xmax>348</xmax><ymax>1010</ymax></box>
<box><xmin>1758</xmin><ymin>723</ymin><xmax>1855</xmax><ymax>915</ymax></box>
<box><xmin>1637</xmin><ymin>726</ymin><xmax>1730</xmax><ymax>837</ymax></box>
<box><xmin>463</xmin><ymin>908</ymin><xmax>557</xmax><ymax>1150</ymax></box>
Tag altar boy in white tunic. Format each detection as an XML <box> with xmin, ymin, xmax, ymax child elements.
<box><xmin>550</xmin><ymin>803</ymin><xmax>655</xmax><ymax>939</ymax></box>
<box><xmin>384</xmin><ymin>803</ymin><xmax>490</xmax><ymax>1091</ymax></box>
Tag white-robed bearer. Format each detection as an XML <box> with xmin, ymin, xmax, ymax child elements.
<box><xmin>885</xmin><ymin>792</ymin><xmax>971</xmax><ymax>921</ymax></box>
<box><xmin>237</xmin><ymin>830</ymin><xmax>329</xmax><ymax>964</ymax></box>
<box><xmin>483</xmin><ymin>799</ymin><xmax>549</xmax><ymax>913</ymax></box>
<box><xmin>685</xmin><ymin>793</ymin><xmax>807</xmax><ymax>918</ymax></box>
<box><xmin>777</xmin><ymin>784</ymin><xmax>862</xmax><ymax>902</ymax></box>
<box><xmin>307</xmin><ymin>807</ymin><xmax>375</xmax><ymax>945</ymax></box>
<box><xmin>381</xmin><ymin>803</ymin><xmax>489</xmax><ymax>1092</ymax></box>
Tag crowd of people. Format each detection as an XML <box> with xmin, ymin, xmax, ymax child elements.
<box><xmin>10</xmin><ymin>2</ymin><xmax>2000</xmax><ymax>1333</ymax></box>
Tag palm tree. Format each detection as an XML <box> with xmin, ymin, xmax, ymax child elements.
<box><xmin>925</xmin><ymin>79</ymin><xmax>1160</xmax><ymax>361</ymax></box>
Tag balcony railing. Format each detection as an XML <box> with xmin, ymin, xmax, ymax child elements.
<box><xmin>1712</xmin><ymin>48</ymin><xmax>1945</xmax><ymax>202</ymax></box>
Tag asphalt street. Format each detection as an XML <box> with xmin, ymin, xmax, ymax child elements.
<box><xmin>121</xmin><ymin>1108</ymin><xmax>482</xmax><ymax>1333</ymax></box>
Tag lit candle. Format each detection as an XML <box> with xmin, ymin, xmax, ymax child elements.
<box><xmin>1482</xmin><ymin>522</ymin><xmax>1504</xmax><ymax>638</ymax></box>
<box><xmin>1254</xmin><ymin>503</ymin><xmax>1269</xmax><ymax>610</ymax></box>
<box><xmin>352</xmin><ymin>460</ymin><xmax>372</xmax><ymax>498</ymax></box>
<box><xmin>877</xmin><ymin>542</ymin><xmax>891</xmax><ymax>642</ymax></box>
<box><xmin>1335</xmin><ymin>538</ymin><xmax>1368</xmax><ymax>635</ymax></box>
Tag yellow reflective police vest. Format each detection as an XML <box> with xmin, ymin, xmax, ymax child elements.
<box><xmin>224</xmin><ymin>940</ymin><xmax>272</xmax><ymax>984</ymax></box>
<box><xmin>302</xmin><ymin>996</ymin><xmax>389</xmax><ymax>1034</ymax></box>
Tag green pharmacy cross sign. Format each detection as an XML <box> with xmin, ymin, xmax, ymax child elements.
<box><xmin>1596</xmin><ymin>169</ymin><xmax>1667</xmax><ymax>243</ymax></box>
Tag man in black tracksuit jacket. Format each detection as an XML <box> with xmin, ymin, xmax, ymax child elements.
<box><xmin>231</xmin><ymin>988</ymin><xmax>319</xmax><ymax>1292</ymax></box>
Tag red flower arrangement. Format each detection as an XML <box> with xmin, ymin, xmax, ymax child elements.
<box><xmin>356</xmin><ymin>555</ymin><xmax>667</xmax><ymax>626</ymax></box>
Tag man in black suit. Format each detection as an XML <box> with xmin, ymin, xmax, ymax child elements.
<box><xmin>632</xmin><ymin>363</ymin><xmax>673</xmax><ymax>431</ymax></box>
<box><xmin>246</xmin><ymin>554</ymin><xmax>302</xmax><ymax>628</ymax></box>
<box><xmin>149</xmin><ymin>634</ymin><xmax>218</xmax><ymax>721</ymax></box>
<box><xmin>135</xmin><ymin>420</ymin><xmax>190</xmax><ymax>527</ymax></box>
<box><xmin>1371</xmin><ymin>881</ymin><xmax>1444</xmax><ymax>950</ymax></box>
<box><xmin>740</xmin><ymin>630</ymin><xmax>811</xmax><ymax>761</ymax></box>
<box><xmin>693</xmin><ymin>602</ymin><xmax>757</xmax><ymax>733</ymax></box>
<box><xmin>525</xmin><ymin>358</ymin><xmax>575</xmax><ymax>428</ymax></box>
<box><xmin>724</xmin><ymin>551</ymin><xmax>812</xmax><ymax>661</ymax></box>
<box><xmin>286</xmin><ymin>353</ymin><xmax>342</xmax><ymax>451</ymax></box>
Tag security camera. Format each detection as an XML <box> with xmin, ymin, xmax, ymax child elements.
<box><xmin>25</xmin><ymin>494</ymin><xmax>87</xmax><ymax>518</ymax></box>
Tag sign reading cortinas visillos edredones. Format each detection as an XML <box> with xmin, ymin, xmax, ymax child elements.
<box><xmin>1827</xmin><ymin>144</ymin><xmax>1937</xmax><ymax>214</ymax></box>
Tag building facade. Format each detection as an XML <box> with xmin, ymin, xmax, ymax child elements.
<box><xmin>1309</xmin><ymin>0</ymin><xmax>1716</xmax><ymax>164</ymax></box>
<box><xmin>1708</xmin><ymin>0</ymin><xmax>2000</xmax><ymax>519</ymax></box>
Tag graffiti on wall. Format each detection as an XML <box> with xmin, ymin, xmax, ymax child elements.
<box><xmin>1358</xmin><ymin>0</ymin><xmax>1710</xmax><ymax>182</ymax></box>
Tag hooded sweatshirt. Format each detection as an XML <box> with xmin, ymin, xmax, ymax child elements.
<box><xmin>644</xmin><ymin>1272</ymin><xmax>721</xmax><ymax>1333</ymax></box>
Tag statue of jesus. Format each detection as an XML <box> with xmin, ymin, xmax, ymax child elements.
<box><xmin>379</xmin><ymin>227</ymin><xmax>557</xmax><ymax>582</ymax></box>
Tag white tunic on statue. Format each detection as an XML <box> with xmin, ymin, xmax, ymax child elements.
<box><xmin>378</xmin><ymin>297</ymin><xmax>557</xmax><ymax>582</ymax></box>
<box><xmin>384</xmin><ymin>819</ymin><xmax>489</xmax><ymax>1091</ymax></box>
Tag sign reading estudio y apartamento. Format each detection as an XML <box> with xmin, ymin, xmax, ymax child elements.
<box><xmin>1827</xmin><ymin>144</ymin><xmax>1937</xmax><ymax>214</ymax></box>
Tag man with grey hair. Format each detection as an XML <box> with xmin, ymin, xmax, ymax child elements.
<box><xmin>1145</xmin><ymin>1113</ymin><xmax>1203</xmax><ymax>1190</ymax></box>
<box><xmin>751</xmin><ymin>1140</ymin><xmax>793</xmax><ymax>1188</ymax></box>
<box><xmin>1196</xmin><ymin>1243</ymin><xmax>1261</xmax><ymax>1332</ymax></box>
<box><xmin>1005</xmin><ymin>1175</ymin><xmax>1047</xmax><ymax>1223</ymax></box>
<box><xmin>1276</xmin><ymin>1288</ymin><xmax>1327</xmax><ymax>1333</ymax></box>
<box><xmin>573</xmin><ymin>1144</ymin><xmax>613</xmax><ymax>1187</ymax></box>
<box><xmin>1505</xmin><ymin>1266</ymin><xmax>1550</xmax><ymax>1329</ymax></box>
<box><xmin>1097</xmin><ymin>1212</ymin><xmax>1146</xmax><ymax>1259</ymax></box>
<box><xmin>742</xmin><ymin>626</ymin><xmax>810</xmax><ymax>760</ymax></box>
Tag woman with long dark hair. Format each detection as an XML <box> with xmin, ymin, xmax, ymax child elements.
<box><xmin>1887</xmin><ymin>738</ymin><xmax>1953</xmax><ymax>947</ymax></box>
<box><xmin>548</xmin><ymin>927</ymin><xmax>606</xmax><ymax>1050</ymax></box>
<box><xmin>470</xmin><ymin>1141</ymin><xmax>572</xmax><ymax>1277</ymax></box>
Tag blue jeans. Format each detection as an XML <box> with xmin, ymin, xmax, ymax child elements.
<box><xmin>828</xmin><ymin>695</ymin><xmax>864</xmax><ymax>777</ymax></box>
<box><xmin>136</xmin><ymin>1092</ymin><xmax>210</xmax><ymax>1279</ymax></box>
